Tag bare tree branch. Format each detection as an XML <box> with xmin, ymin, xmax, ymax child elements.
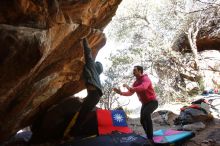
<box><xmin>208</xmin><ymin>65</ymin><xmax>220</xmax><ymax>72</ymax></box>
<box><xmin>177</xmin><ymin>5</ymin><xmax>217</xmax><ymax>15</ymax></box>
<box><xmin>195</xmin><ymin>0</ymin><xmax>220</xmax><ymax>7</ymax></box>
<box><xmin>118</xmin><ymin>14</ymin><xmax>150</xmax><ymax>25</ymax></box>
<box><xmin>180</xmin><ymin>73</ymin><xmax>201</xmax><ymax>82</ymax></box>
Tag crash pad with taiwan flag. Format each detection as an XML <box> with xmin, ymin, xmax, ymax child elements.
<box><xmin>96</xmin><ymin>109</ymin><xmax>132</xmax><ymax>135</ymax></box>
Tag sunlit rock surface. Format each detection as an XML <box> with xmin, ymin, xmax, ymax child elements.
<box><xmin>0</xmin><ymin>0</ymin><xmax>122</xmax><ymax>141</ymax></box>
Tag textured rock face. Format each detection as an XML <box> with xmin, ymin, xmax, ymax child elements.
<box><xmin>172</xmin><ymin>19</ymin><xmax>220</xmax><ymax>53</ymax></box>
<box><xmin>0</xmin><ymin>0</ymin><xmax>122</xmax><ymax>141</ymax></box>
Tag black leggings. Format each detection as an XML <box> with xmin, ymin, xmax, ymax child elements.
<box><xmin>140</xmin><ymin>100</ymin><xmax>158</xmax><ymax>139</ymax></box>
<box><xmin>72</xmin><ymin>90</ymin><xmax>101</xmax><ymax>132</ymax></box>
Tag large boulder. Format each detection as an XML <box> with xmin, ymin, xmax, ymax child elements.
<box><xmin>0</xmin><ymin>0</ymin><xmax>122</xmax><ymax>142</ymax></box>
<box><xmin>30</xmin><ymin>97</ymin><xmax>98</xmax><ymax>144</ymax></box>
<box><xmin>172</xmin><ymin>18</ymin><xmax>220</xmax><ymax>53</ymax></box>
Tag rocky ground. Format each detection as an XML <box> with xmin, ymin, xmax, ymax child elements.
<box><xmin>127</xmin><ymin>97</ymin><xmax>220</xmax><ymax>146</ymax></box>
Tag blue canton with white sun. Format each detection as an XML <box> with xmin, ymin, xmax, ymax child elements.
<box><xmin>111</xmin><ymin>110</ymin><xmax>128</xmax><ymax>127</ymax></box>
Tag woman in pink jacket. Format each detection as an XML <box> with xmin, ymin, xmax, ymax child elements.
<box><xmin>113</xmin><ymin>65</ymin><xmax>158</xmax><ymax>145</ymax></box>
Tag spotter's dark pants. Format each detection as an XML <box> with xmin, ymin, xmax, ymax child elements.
<box><xmin>140</xmin><ymin>100</ymin><xmax>158</xmax><ymax>140</ymax></box>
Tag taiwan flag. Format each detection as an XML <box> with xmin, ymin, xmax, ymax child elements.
<box><xmin>96</xmin><ymin>109</ymin><xmax>132</xmax><ymax>135</ymax></box>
